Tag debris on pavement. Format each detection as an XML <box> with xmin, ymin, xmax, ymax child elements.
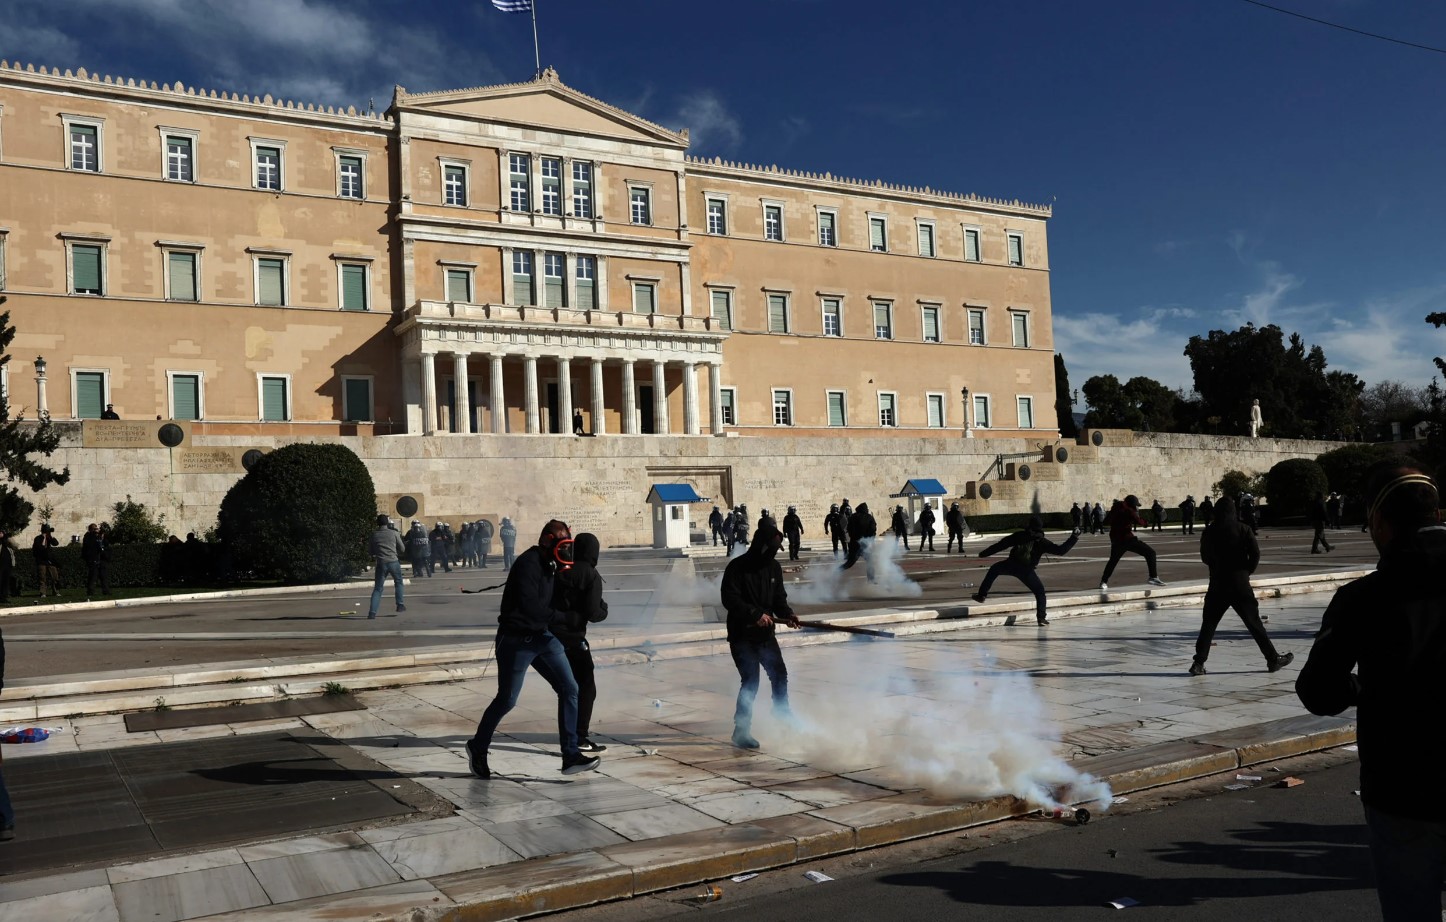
<box><xmin>1236</xmin><ymin>774</ymin><xmax>1263</xmax><ymax>782</ymax></box>
<box><xmin>730</xmin><ymin>873</ymin><xmax>758</xmax><ymax>883</ymax></box>
<box><xmin>1224</xmin><ymin>783</ymin><xmax>1251</xmax><ymax>791</ymax></box>
<box><xmin>1107</xmin><ymin>897</ymin><xmax>1140</xmax><ymax>909</ymax></box>
<box><xmin>1276</xmin><ymin>776</ymin><xmax>1305</xmax><ymax>788</ymax></box>
<box><xmin>690</xmin><ymin>886</ymin><xmax>722</xmax><ymax>903</ymax></box>
<box><xmin>803</xmin><ymin>871</ymin><xmax>834</xmax><ymax>883</ymax></box>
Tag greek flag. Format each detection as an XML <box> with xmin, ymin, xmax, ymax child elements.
<box><xmin>491</xmin><ymin>0</ymin><xmax>531</xmax><ymax>11</ymax></box>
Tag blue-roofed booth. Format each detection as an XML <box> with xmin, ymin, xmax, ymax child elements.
<box><xmin>647</xmin><ymin>483</ymin><xmax>710</xmax><ymax>549</ymax></box>
<box><xmin>888</xmin><ymin>478</ymin><xmax>949</xmax><ymax>533</ymax></box>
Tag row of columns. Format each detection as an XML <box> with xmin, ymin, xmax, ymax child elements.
<box><xmin>419</xmin><ymin>353</ymin><xmax>722</xmax><ymax>437</ymax></box>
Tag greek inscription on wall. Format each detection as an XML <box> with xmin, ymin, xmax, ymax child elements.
<box><xmin>81</xmin><ymin>419</ymin><xmax>191</xmax><ymax>449</ymax></box>
<box><xmin>173</xmin><ymin>448</ymin><xmax>244</xmax><ymax>474</ymax></box>
<box><xmin>741</xmin><ymin>479</ymin><xmax>783</xmax><ymax>491</ymax></box>
<box><xmin>585</xmin><ymin>481</ymin><xmax>634</xmax><ymax>495</ymax></box>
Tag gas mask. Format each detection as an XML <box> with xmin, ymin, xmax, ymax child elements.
<box><xmin>552</xmin><ymin>537</ymin><xmax>576</xmax><ymax>571</ymax></box>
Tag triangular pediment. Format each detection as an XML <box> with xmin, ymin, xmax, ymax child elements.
<box><xmin>399</xmin><ymin>71</ymin><xmax>687</xmax><ymax>148</ymax></box>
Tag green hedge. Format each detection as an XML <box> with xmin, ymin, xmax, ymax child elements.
<box><xmin>965</xmin><ymin>512</ymin><xmax>1076</xmax><ymax>534</ymax></box>
<box><xmin>11</xmin><ymin>542</ymin><xmax>221</xmax><ymax>592</ymax></box>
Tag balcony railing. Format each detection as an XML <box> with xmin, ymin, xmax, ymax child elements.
<box><xmin>411</xmin><ymin>300</ymin><xmax>725</xmax><ymax>335</ymax></box>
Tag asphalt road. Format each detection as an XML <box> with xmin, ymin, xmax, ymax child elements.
<box><xmin>0</xmin><ymin>525</ymin><xmax>1374</xmax><ymax>681</ymax></box>
<box><xmin>552</xmin><ymin>748</ymin><xmax>1385</xmax><ymax>921</ymax></box>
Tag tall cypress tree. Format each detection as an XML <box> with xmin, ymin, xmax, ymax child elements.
<box><xmin>1054</xmin><ymin>353</ymin><xmax>1079</xmax><ymax>439</ymax></box>
<box><xmin>0</xmin><ymin>297</ymin><xmax>71</xmax><ymax>533</ymax></box>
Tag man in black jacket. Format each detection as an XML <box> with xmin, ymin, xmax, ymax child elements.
<box><xmin>1297</xmin><ymin>463</ymin><xmax>1446</xmax><ymax>920</ymax></box>
<box><xmin>945</xmin><ymin>502</ymin><xmax>968</xmax><ymax>553</ymax></box>
<box><xmin>708</xmin><ymin>506</ymin><xmax>725</xmax><ymax>546</ymax></box>
<box><xmin>464</xmin><ymin>519</ymin><xmax>600</xmax><ymax>779</ymax></box>
<box><xmin>781</xmin><ymin>506</ymin><xmax>804</xmax><ymax>561</ymax></box>
<box><xmin>1309</xmin><ymin>492</ymin><xmax>1334</xmax><ymax>554</ymax></box>
<box><xmin>918</xmin><ymin>503</ymin><xmax>937</xmax><ymax>552</ymax></box>
<box><xmin>1189</xmin><ymin>496</ymin><xmax>1290</xmax><ymax>676</ymax></box>
<box><xmin>551</xmin><ymin>533</ymin><xmax>608</xmax><ymax>754</ymax></box>
<box><xmin>842</xmin><ymin>502</ymin><xmax>878</xmax><ymax>579</ymax></box>
<box><xmin>721</xmin><ymin>524</ymin><xmax>800</xmax><ymax>749</ymax></box>
<box><xmin>81</xmin><ymin>522</ymin><xmax>110</xmax><ymax>599</ymax></box>
<box><xmin>972</xmin><ymin>516</ymin><xmax>1079</xmax><ymax>625</ymax></box>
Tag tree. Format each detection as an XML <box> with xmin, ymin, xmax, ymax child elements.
<box><xmin>217</xmin><ymin>443</ymin><xmax>376</xmax><ymax>582</ymax></box>
<box><xmin>1053</xmin><ymin>353</ymin><xmax>1079</xmax><ymax>439</ymax></box>
<box><xmin>1265</xmin><ymin>458</ymin><xmax>1329</xmax><ymax>520</ymax></box>
<box><xmin>1316</xmin><ymin>443</ymin><xmax>1394</xmax><ymax>497</ymax></box>
<box><xmin>1123</xmin><ymin>376</ymin><xmax>1177</xmax><ymax>433</ymax></box>
<box><xmin>1359</xmin><ymin>380</ymin><xmax>1429</xmax><ymax>441</ymax></box>
<box><xmin>1215</xmin><ymin>469</ymin><xmax>1264</xmax><ymax>499</ymax></box>
<box><xmin>108</xmin><ymin>496</ymin><xmax>168</xmax><ymax>544</ymax></box>
<box><xmin>0</xmin><ymin>296</ymin><xmax>70</xmax><ymax>534</ymax></box>
<box><xmin>1081</xmin><ymin>375</ymin><xmax>1142</xmax><ymax>430</ymax></box>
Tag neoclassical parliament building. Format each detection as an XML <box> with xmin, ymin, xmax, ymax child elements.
<box><xmin>0</xmin><ymin>60</ymin><xmax>1058</xmax><ymax>441</ymax></box>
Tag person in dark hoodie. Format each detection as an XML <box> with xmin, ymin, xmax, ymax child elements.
<box><xmin>842</xmin><ymin>502</ymin><xmax>878</xmax><ymax>579</ymax></box>
<box><xmin>1098</xmin><ymin>495</ymin><xmax>1165</xmax><ymax>590</ymax></box>
<box><xmin>720</xmin><ymin>524</ymin><xmax>800</xmax><ymax>749</ymax></box>
<box><xmin>1188</xmin><ymin>496</ymin><xmax>1292</xmax><ymax>676</ymax></box>
<box><xmin>551</xmin><ymin>532</ymin><xmax>609</xmax><ymax>754</ymax></box>
<box><xmin>972</xmin><ymin>516</ymin><xmax>1080</xmax><ymax>625</ymax></box>
<box><xmin>1297</xmin><ymin>463</ymin><xmax>1446</xmax><ymax>920</ymax></box>
<box><xmin>463</xmin><ymin>519</ymin><xmax>600</xmax><ymax>779</ymax></box>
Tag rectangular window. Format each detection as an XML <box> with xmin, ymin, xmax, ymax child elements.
<box><xmin>543</xmin><ymin>252</ymin><xmax>565</xmax><ymax>307</ymax></box>
<box><xmin>445</xmin><ymin>267</ymin><xmax>472</xmax><ymax>303</ymax></box>
<box><xmin>772</xmin><ymin>389</ymin><xmax>792</xmax><ymax>426</ymax></box>
<box><xmin>1008</xmin><ymin>232</ymin><xmax>1024</xmax><ymax>266</ymax></box>
<box><xmin>869</xmin><ymin>215</ymin><xmax>887</xmax><ymax>252</ymax></box>
<box><xmin>927</xmin><ymin>394</ymin><xmax>945</xmax><ymax>428</ymax></box>
<box><xmin>1012</xmin><ymin>311</ymin><xmax>1029</xmax><ymax>347</ymax></box>
<box><xmin>540</xmin><ymin>157</ymin><xmax>562</xmax><ymax>215</ymax></box>
<box><xmin>719</xmin><ymin>388</ymin><xmax>736</xmax><ymax>426</ymax></box>
<box><xmin>509</xmin><ymin>153</ymin><xmax>531</xmax><ymax>211</ymax></box>
<box><xmin>767</xmin><ymin>293</ymin><xmax>789</xmax><ymax>333</ymax></box>
<box><xmin>822</xmin><ymin>298</ymin><xmax>841</xmax><ymax>337</ymax></box>
<box><xmin>827</xmin><ymin>390</ymin><xmax>847</xmax><ymax>427</ymax></box>
<box><xmin>171</xmin><ymin>373</ymin><xmax>201</xmax><ymax>421</ymax></box>
<box><xmin>340</xmin><ymin>263</ymin><xmax>368</xmax><ymax>311</ymax></box>
<box><xmin>632</xmin><ymin>281</ymin><xmax>657</xmax><ymax>314</ymax></box>
<box><xmin>818</xmin><ymin>210</ymin><xmax>837</xmax><ymax>247</ymax></box>
<box><xmin>166</xmin><ymin>135</ymin><xmax>193</xmax><ymax>182</ymax></box>
<box><xmin>512</xmin><ymin>251</ymin><xmax>534</xmax><ymax>306</ymax></box>
<box><xmin>69</xmin><ymin>122</ymin><xmax>99</xmax><ymax>172</ymax></box>
<box><xmin>922</xmin><ymin>305</ymin><xmax>940</xmax><ymax>343</ymax></box>
<box><xmin>571</xmin><ymin>161</ymin><xmax>593</xmax><ymax>218</ymax></box>
<box><xmin>629</xmin><ymin>186</ymin><xmax>651</xmax><ymax>225</ymax></box>
<box><xmin>443</xmin><ymin>164</ymin><xmax>468</xmax><ymax>206</ymax></box>
<box><xmin>72</xmin><ymin>244</ymin><xmax>104</xmax><ymax>295</ymax></box>
<box><xmin>343</xmin><ymin>377</ymin><xmax>373</xmax><ymax>422</ymax></box>
<box><xmin>763</xmin><ymin>204</ymin><xmax>783</xmax><ymax>241</ymax></box>
<box><xmin>968</xmin><ymin>308</ymin><xmax>986</xmax><ymax>345</ymax></box>
<box><xmin>706</xmin><ymin>198</ymin><xmax>728</xmax><ymax>235</ymax></box>
<box><xmin>0</xmin><ymin>233</ymin><xmax>7</xmax><ymax>291</ymax></box>
<box><xmin>878</xmin><ymin>393</ymin><xmax>897</xmax><ymax>428</ymax></box>
<box><xmin>575</xmin><ymin>256</ymin><xmax>596</xmax><ymax>310</ymax></box>
<box><xmin>964</xmin><ymin>228</ymin><xmax>981</xmax><ymax>262</ymax></box>
<box><xmin>339</xmin><ymin>154</ymin><xmax>363</xmax><ymax>199</ymax></box>
<box><xmin>974</xmin><ymin>395</ymin><xmax>991</xmax><ymax>429</ymax></box>
<box><xmin>710</xmin><ymin>290</ymin><xmax>732</xmax><ymax>330</ymax></box>
<box><xmin>254</xmin><ymin>145</ymin><xmax>281</xmax><ymax>190</ymax></box>
<box><xmin>167</xmin><ymin>251</ymin><xmax>198</xmax><ymax>301</ymax></box>
<box><xmin>75</xmin><ymin>371</ymin><xmax>106</xmax><ymax>418</ymax></box>
<box><xmin>260</xmin><ymin>375</ymin><xmax>289</xmax><ymax>421</ymax></box>
<box><xmin>917</xmin><ymin>222</ymin><xmax>936</xmax><ymax>258</ymax></box>
<box><xmin>873</xmin><ymin>301</ymin><xmax>892</xmax><ymax>340</ymax></box>
<box><xmin>1017</xmin><ymin>396</ymin><xmax>1035</xmax><ymax>429</ymax></box>
<box><xmin>256</xmin><ymin>257</ymin><xmax>286</xmax><ymax>306</ymax></box>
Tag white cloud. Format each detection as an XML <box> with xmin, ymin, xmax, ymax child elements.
<box><xmin>671</xmin><ymin>89</ymin><xmax>743</xmax><ymax>153</ymax></box>
<box><xmin>1053</xmin><ymin>310</ymin><xmax>1195</xmax><ymax>394</ymax></box>
<box><xmin>1311</xmin><ymin>287</ymin><xmax>1446</xmax><ymax>387</ymax></box>
<box><xmin>1</xmin><ymin>24</ymin><xmax>81</xmax><ymax>63</ymax></box>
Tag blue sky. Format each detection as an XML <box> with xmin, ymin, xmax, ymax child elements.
<box><xmin>7</xmin><ymin>0</ymin><xmax>1446</xmax><ymax>404</ymax></box>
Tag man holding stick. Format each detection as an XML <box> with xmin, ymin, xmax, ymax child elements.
<box><xmin>720</xmin><ymin>523</ymin><xmax>800</xmax><ymax>749</ymax></box>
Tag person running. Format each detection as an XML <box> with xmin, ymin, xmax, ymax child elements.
<box><xmin>1309</xmin><ymin>492</ymin><xmax>1335</xmax><ymax>554</ymax></box>
<box><xmin>972</xmin><ymin>516</ymin><xmax>1080</xmax><ymax>625</ymax></box>
<box><xmin>1099</xmin><ymin>495</ymin><xmax>1165</xmax><ymax>590</ymax></box>
<box><xmin>720</xmin><ymin>524</ymin><xmax>800</xmax><ymax>749</ymax></box>
<box><xmin>1187</xmin><ymin>496</ymin><xmax>1292</xmax><ymax>676</ymax></box>
<box><xmin>551</xmin><ymin>532</ymin><xmax>609</xmax><ymax>754</ymax></box>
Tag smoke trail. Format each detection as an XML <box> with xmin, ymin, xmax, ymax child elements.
<box><xmin>763</xmin><ymin>644</ymin><xmax>1113</xmax><ymax>812</ymax></box>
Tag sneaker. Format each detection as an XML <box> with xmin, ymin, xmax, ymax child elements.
<box><xmin>1188</xmin><ymin>661</ymin><xmax>1207</xmax><ymax>677</ymax></box>
<box><xmin>465</xmin><ymin>740</ymin><xmax>491</xmax><ymax>780</ymax></box>
<box><xmin>1036</xmin><ymin>618</ymin><xmax>1049</xmax><ymax>626</ymax></box>
<box><xmin>1268</xmin><ymin>652</ymin><xmax>1295</xmax><ymax>673</ymax></box>
<box><xmin>1099</xmin><ymin>583</ymin><xmax>1108</xmax><ymax>591</ymax></box>
<box><xmin>0</xmin><ymin>824</ymin><xmax>13</xmax><ymax>841</ymax></box>
<box><xmin>396</xmin><ymin>604</ymin><xmax>407</xmax><ymax>613</ymax></box>
<box><xmin>578</xmin><ymin>738</ymin><xmax>608</xmax><ymax>753</ymax></box>
<box><xmin>971</xmin><ymin>592</ymin><xmax>986</xmax><ymax>604</ymax></box>
<box><xmin>731</xmin><ymin>730</ymin><xmax>761</xmax><ymax>749</ymax></box>
<box><xmin>561</xmin><ymin>753</ymin><xmax>601</xmax><ymax>775</ymax></box>
<box><xmin>1147</xmin><ymin>577</ymin><xmax>1167</xmax><ymax>587</ymax></box>
<box><xmin>367</xmin><ymin>612</ymin><xmax>377</xmax><ymax>620</ymax></box>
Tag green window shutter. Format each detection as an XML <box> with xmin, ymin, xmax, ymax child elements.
<box><xmin>73</xmin><ymin>245</ymin><xmax>102</xmax><ymax>294</ymax></box>
<box><xmin>258</xmin><ymin>258</ymin><xmax>284</xmax><ymax>305</ymax></box>
<box><xmin>633</xmin><ymin>284</ymin><xmax>655</xmax><ymax>314</ymax></box>
<box><xmin>924</xmin><ymin>309</ymin><xmax>939</xmax><ymax>342</ymax></box>
<box><xmin>828</xmin><ymin>393</ymin><xmax>845</xmax><ymax>427</ymax></box>
<box><xmin>341</xmin><ymin>264</ymin><xmax>367</xmax><ymax>310</ymax></box>
<box><xmin>173</xmin><ymin>375</ymin><xmax>199</xmax><ymax>420</ymax></box>
<box><xmin>168</xmin><ymin>252</ymin><xmax>197</xmax><ymax>301</ymax></box>
<box><xmin>344</xmin><ymin>378</ymin><xmax>371</xmax><ymax>421</ymax></box>
<box><xmin>1009</xmin><ymin>234</ymin><xmax>1023</xmax><ymax>265</ymax></box>
<box><xmin>869</xmin><ymin>218</ymin><xmax>885</xmax><ymax>251</ymax></box>
<box><xmin>711</xmin><ymin>291</ymin><xmax>730</xmax><ymax>329</ymax></box>
<box><xmin>262</xmin><ymin>377</ymin><xmax>287</xmax><ymax>421</ymax></box>
<box><xmin>966</xmin><ymin>230</ymin><xmax>980</xmax><ymax>261</ymax></box>
<box><xmin>768</xmin><ymin>295</ymin><xmax>787</xmax><ymax>332</ymax></box>
<box><xmin>76</xmin><ymin>372</ymin><xmax>104</xmax><ymax>418</ymax></box>
<box><xmin>446</xmin><ymin>269</ymin><xmax>470</xmax><ymax>302</ymax></box>
<box><xmin>576</xmin><ymin>280</ymin><xmax>595</xmax><ymax>310</ymax></box>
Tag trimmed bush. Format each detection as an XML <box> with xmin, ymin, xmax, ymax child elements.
<box><xmin>218</xmin><ymin>443</ymin><xmax>375</xmax><ymax>583</ymax></box>
<box><xmin>1316</xmin><ymin>443</ymin><xmax>1395</xmax><ymax>497</ymax></box>
<box><xmin>1265</xmin><ymin>458</ymin><xmax>1329</xmax><ymax>520</ymax></box>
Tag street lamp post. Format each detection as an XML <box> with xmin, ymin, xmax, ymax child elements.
<box><xmin>33</xmin><ymin>356</ymin><xmax>48</xmax><ymax>420</ymax></box>
<box><xmin>961</xmin><ymin>386</ymin><xmax>972</xmax><ymax>439</ymax></box>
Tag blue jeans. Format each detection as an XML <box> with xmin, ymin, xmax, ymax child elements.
<box><xmin>1366</xmin><ymin>805</ymin><xmax>1446</xmax><ymax>920</ymax></box>
<box><xmin>369</xmin><ymin>560</ymin><xmax>404</xmax><ymax>615</ymax></box>
<box><xmin>471</xmin><ymin>632</ymin><xmax>580</xmax><ymax>758</ymax></box>
<box><xmin>729</xmin><ymin>635</ymin><xmax>789</xmax><ymax>732</ymax></box>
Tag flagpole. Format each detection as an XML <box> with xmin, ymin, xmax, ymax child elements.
<box><xmin>531</xmin><ymin>0</ymin><xmax>541</xmax><ymax>76</ymax></box>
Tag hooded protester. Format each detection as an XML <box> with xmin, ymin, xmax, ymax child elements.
<box><xmin>973</xmin><ymin>515</ymin><xmax>1080</xmax><ymax>625</ymax></box>
<box><xmin>1309</xmin><ymin>492</ymin><xmax>1335</xmax><ymax>554</ymax></box>
<box><xmin>464</xmin><ymin>519</ymin><xmax>600</xmax><ymax>779</ymax></box>
<box><xmin>781</xmin><ymin>506</ymin><xmax>804</xmax><ymax>561</ymax></box>
<box><xmin>842</xmin><ymin>502</ymin><xmax>878</xmax><ymax>579</ymax></box>
<box><xmin>890</xmin><ymin>505</ymin><xmax>912</xmax><ymax>551</ymax></box>
<box><xmin>1189</xmin><ymin>495</ymin><xmax>1290</xmax><ymax>677</ymax></box>
<box><xmin>1150</xmin><ymin>499</ymin><xmax>1165</xmax><ymax>532</ymax></box>
<box><xmin>834</xmin><ymin>502</ymin><xmax>851</xmax><ymax>557</ymax></box>
<box><xmin>720</xmin><ymin>523</ymin><xmax>800</xmax><ymax>749</ymax></box>
<box><xmin>499</xmin><ymin>517</ymin><xmax>518</xmax><ymax>570</ymax></box>
<box><xmin>551</xmin><ymin>532</ymin><xmax>609</xmax><ymax>753</ymax></box>
<box><xmin>1099</xmin><ymin>495</ymin><xmax>1165</xmax><ymax>590</ymax></box>
<box><xmin>823</xmin><ymin>504</ymin><xmax>843</xmax><ymax>556</ymax></box>
<box><xmin>1297</xmin><ymin>463</ymin><xmax>1446</xmax><ymax>919</ymax></box>
<box><xmin>946</xmin><ymin>502</ymin><xmax>969</xmax><ymax>553</ymax></box>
